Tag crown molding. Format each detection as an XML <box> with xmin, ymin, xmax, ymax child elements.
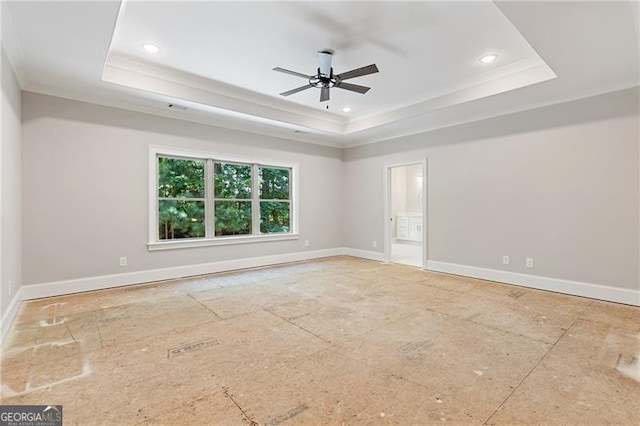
<box><xmin>103</xmin><ymin>52</ymin><xmax>556</xmax><ymax>141</ymax></box>
<box><xmin>346</xmin><ymin>60</ymin><xmax>556</xmax><ymax>134</ymax></box>
<box><xmin>103</xmin><ymin>54</ymin><xmax>348</xmax><ymax>134</ymax></box>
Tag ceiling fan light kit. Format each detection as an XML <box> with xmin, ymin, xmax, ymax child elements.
<box><xmin>274</xmin><ymin>50</ymin><xmax>379</xmax><ymax>103</ymax></box>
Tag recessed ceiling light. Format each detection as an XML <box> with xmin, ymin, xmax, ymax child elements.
<box><xmin>142</xmin><ymin>43</ymin><xmax>160</xmax><ymax>54</ymax></box>
<box><xmin>479</xmin><ymin>53</ymin><xmax>498</xmax><ymax>64</ymax></box>
<box><xmin>342</xmin><ymin>106</ymin><xmax>352</xmax><ymax>113</ymax></box>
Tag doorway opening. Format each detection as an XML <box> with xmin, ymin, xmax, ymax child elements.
<box><xmin>384</xmin><ymin>161</ymin><xmax>427</xmax><ymax>268</ymax></box>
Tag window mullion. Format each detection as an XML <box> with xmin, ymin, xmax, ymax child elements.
<box><xmin>206</xmin><ymin>159</ymin><xmax>215</xmax><ymax>239</ymax></box>
<box><xmin>252</xmin><ymin>164</ymin><xmax>260</xmax><ymax>235</ymax></box>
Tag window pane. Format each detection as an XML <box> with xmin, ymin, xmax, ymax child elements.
<box><xmin>158</xmin><ymin>157</ymin><xmax>205</xmax><ymax>198</ymax></box>
<box><xmin>158</xmin><ymin>200</ymin><xmax>205</xmax><ymax>240</ymax></box>
<box><xmin>260</xmin><ymin>201</ymin><xmax>290</xmax><ymax>234</ymax></box>
<box><xmin>215</xmin><ymin>201</ymin><xmax>252</xmax><ymax>236</ymax></box>
<box><xmin>259</xmin><ymin>167</ymin><xmax>289</xmax><ymax>200</ymax></box>
<box><xmin>214</xmin><ymin>162</ymin><xmax>252</xmax><ymax>199</ymax></box>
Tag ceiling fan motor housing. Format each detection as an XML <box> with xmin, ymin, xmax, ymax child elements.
<box><xmin>310</xmin><ymin>72</ymin><xmax>339</xmax><ymax>89</ymax></box>
<box><xmin>311</xmin><ymin>50</ymin><xmax>338</xmax><ymax>88</ymax></box>
<box><xmin>317</xmin><ymin>50</ymin><xmax>333</xmax><ymax>77</ymax></box>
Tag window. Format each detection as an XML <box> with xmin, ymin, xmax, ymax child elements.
<box><xmin>214</xmin><ymin>162</ymin><xmax>253</xmax><ymax>236</ymax></box>
<box><xmin>259</xmin><ymin>166</ymin><xmax>291</xmax><ymax>233</ymax></box>
<box><xmin>158</xmin><ymin>157</ymin><xmax>206</xmax><ymax>240</ymax></box>
<box><xmin>149</xmin><ymin>147</ymin><xmax>297</xmax><ymax>250</ymax></box>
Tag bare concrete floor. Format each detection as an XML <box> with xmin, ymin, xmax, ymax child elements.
<box><xmin>1</xmin><ymin>256</ymin><xmax>639</xmax><ymax>425</ymax></box>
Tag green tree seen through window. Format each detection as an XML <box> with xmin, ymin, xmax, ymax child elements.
<box><xmin>214</xmin><ymin>162</ymin><xmax>252</xmax><ymax>236</ymax></box>
<box><xmin>158</xmin><ymin>157</ymin><xmax>205</xmax><ymax>240</ymax></box>
<box><xmin>156</xmin><ymin>156</ymin><xmax>293</xmax><ymax>241</ymax></box>
<box><xmin>260</xmin><ymin>167</ymin><xmax>290</xmax><ymax>233</ymax></box>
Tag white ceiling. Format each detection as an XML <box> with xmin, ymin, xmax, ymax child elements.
<box><xmin>3</xmin><ymin>1</ymin><xmax>639</xmax><ymax>148</ymax></box>
<box><xmin>111</xmin><ymin>1</ymin><xmax>545</xmax><ymax>116</ymax></box>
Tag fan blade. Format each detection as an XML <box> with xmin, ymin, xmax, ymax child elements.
<box><xmin>320</xmin><ymin>87</ymin><xmax>330</xmax><ymax>102</ymax></box>
<box><xmin>335</xmin><ymin>82</ymin><xmax>370</xmax><ymax>94</ymax></box>
<box><xmin>273</xmin><ymin>67</ymin><xmax>311</xmax><ymax>79</ymax></box>
<box><xmin>337</xmin><ymin>64</ymin><xmax>379</xmax><ymax>81</ymax></box>
<box><xmin>280</xmin><ymin>84</ymin><xmax>313</xmax><ymax>97</ymax></box>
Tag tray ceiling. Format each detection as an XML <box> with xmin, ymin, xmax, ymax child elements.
<box><xmin>4</xmin><ymin>1</ymin><xmax>638</xmax><ymax>147</ymax></box>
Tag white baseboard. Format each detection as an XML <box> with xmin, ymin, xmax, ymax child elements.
<box><xmin>342</xmin><ymin>247</ymin><xmax>385</xmax><ymax>262</ymax></box>
<box><xmin>427</xmin><ymin>260</ymin><xmax>639</xmax><ymax>307</ymax></box>
<box><xmin>1</xmin><ymin>286</ymin><xmax>23</xmax><ymax>344</ymax></box>
<box><xmin>21</xmin><ymin>248</ymin><xmax>343</xmax><ymax>301</ymax></box>
<box><xmin>12</xmin><ymin>249</ymin><xmax>639</xmax><ymax>325</ymax></box>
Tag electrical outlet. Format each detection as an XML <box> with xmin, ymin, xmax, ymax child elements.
<box><xmin>372</xmin><ymin>240</ymin><xmax>377</xmax><ymax>248</ymax></box>
<box><xmin>119</xmin><ymin>257</ymin><xmax>127</xmax><ymax>267</ymax></box>
<box><xmin>304</xmin><ymin>240</ymin><xmax>310</xmax><ymax>247</ymax></box>
<box><xmin>526</xmin><ymin>257</ymin><xmax>534</xmax><ymax>268</ymax></box>
<box><xmin>502</xmin><ymin>255</ymin><xmax>510</xmax><ymax>265</ymax></box>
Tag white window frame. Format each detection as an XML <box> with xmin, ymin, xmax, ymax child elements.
<box><xmin>148</xmin><ymin>146</ymin><xmax>299</xmax><ymax>251</ymax></box>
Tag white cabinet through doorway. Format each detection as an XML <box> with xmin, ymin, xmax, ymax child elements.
<box><xmin>396</xmin><ymin>214</ymin><xmax>422</xmax><ymax>242</ymax></box>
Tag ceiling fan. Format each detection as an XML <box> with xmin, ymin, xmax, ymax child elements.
<box><xmin>273</xmin><ymin>50</ymin><xmax>379</xmax><ymax>102</ymax></box>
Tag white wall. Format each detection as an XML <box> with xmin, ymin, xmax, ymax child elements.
<box><xmin>0</xmin><ymin>46</ymin><xmax>22</xmax><ymax>316</ymax></box>
<box><xmin>343</xmin><ymin>88</ymin><xmax>639</xmax><ymax>293</ymax></box>
<box><xmin>390</xmin><ymin>166</ymin><xmax>407</xmax><ymax>238</ymax></box>
<box><xmin>21</xmin><ymin>92</ymin><xmax>343</xmax><ymax>285</ymax></box>
<box><xmin>17</xmin><ymin>86</ymin><xmax>640</xmax><ymax>305</ymax></box>
<box><xmin>405</xmin><ymin>164</ymin><xmax>422</xmax><ymax>213</ymax></box>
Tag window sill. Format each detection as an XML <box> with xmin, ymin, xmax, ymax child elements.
<box><xmin>147</xmin><ymin>233</ymin><xmax>300</xmax><ymax>251</ymax></box>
